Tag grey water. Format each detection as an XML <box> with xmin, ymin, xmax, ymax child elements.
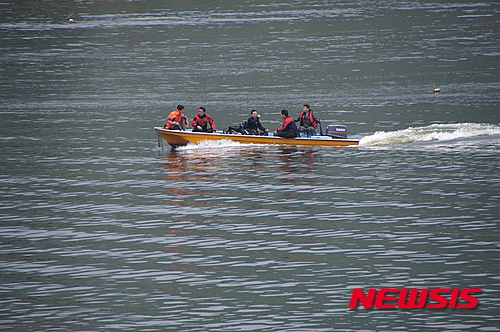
<box><xmin>1</xmin><ymin>1</ymin><xmax>499</xmax><ymax>331</ymax></box>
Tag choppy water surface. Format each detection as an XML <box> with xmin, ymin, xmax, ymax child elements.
<box><xmin>1</xmin><ymin>1</ymin><xmax>499</xmax><ymax>331</ymax></box>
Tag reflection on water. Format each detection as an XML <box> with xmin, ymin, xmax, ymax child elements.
<box><xmin>1</xmin><ymin>138</ymin><xmax>499</xmax><ymax>330</ymax></box>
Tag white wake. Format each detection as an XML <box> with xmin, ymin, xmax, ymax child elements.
<box><xmin>359</xmin><ymin>123</ymin><xmax>500</xmax><ymax>146</ymax></box>
<box><xmin>176</xmin><ymin>139</ymin><xmax>256</xmax><ymax>151</ymax></box>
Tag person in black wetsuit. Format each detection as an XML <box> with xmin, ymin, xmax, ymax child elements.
<box><xmin>241</xmin><ymin>110</ymin><xmax>269</xmax><ymax>135</ymax></box>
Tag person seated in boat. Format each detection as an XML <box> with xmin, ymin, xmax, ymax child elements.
<box><xmin>241</xmin><ymin>110</ymin><xmax>269</xmax><ymax>135</ymax></box>
<box><xmin>295</xmin><ymin>104</ymin><xmax>320</xmax><ymax>136</ymax></box>
<box><xmin>275</xmin><ymin>109</ymin><xmax>299</xmax><ymax>138</ymax></box>
<box><xmin>191</xmin><ymin>107</ymin><xmax>216</xmax><ymax>133</ymax></box>
<box><xmin>165</xmin><ymin>105</ymin><xmax>189</xmax><ymax>130</ymax></box>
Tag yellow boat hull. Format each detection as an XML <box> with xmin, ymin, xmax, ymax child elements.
<box><xmin>155</xmin><ymin>127</ymin><xmax>359</xmax><ymax>148</ymax></box>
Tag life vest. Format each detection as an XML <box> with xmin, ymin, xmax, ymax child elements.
<box><xmin>166</xmin><ymin>109</ymin><xmax>188</xmax><ymax>129</ymax></box>
<box><xmin>299</xmin><ymin>111</ymin><xmax>318</xmax><ymax>128</ymax></box>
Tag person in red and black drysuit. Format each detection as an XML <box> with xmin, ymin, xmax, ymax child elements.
<box><xmin>295</xmin><ymin>104</ymin><xmax>320</xmax><ymax>136</ymax></box>
<box><xmin>275</xmin><ymin>109</ymin><xmax>299</xmax><ymax>138</ymax></box>
<box><xmin>191</xmin><ymin>107</ymin><xmax>216</xmax><ymax>133</ymax></box>
<box><xmin>165</xmin><ymin>105</ymin><xmax>189</xmax><ymax>130</ymax></box>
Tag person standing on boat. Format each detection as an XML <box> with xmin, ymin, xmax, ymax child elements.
<box><xmin>275</xmin><ymin>109</ymin><xmax>299</xmax><ymax>138</ymax></box>
<box><xmin>165</xmin><ymin>105</ymin><xmax>189</xmax><ymax>130</ymax></box>
<box><xmin>191</xmin><ymin>107</ymin><xmax>216</xmax><ymax>133</ymax></box>
<box><xmin>241</xmin><ymin>110</ymin><xmax>269</xmax><ymax>135</ymax></box>
<box><xmin>295</xmin><ymin>104</ymin><xmax>320</xmax><ymax>136</ymax></box>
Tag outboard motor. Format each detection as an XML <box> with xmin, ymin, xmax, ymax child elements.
<box><xmin>326</xmin><ymin>125</ymin><xmax>348</xmax><ymax>139</ymax></box>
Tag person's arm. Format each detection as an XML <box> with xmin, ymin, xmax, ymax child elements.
<box><xmin>209</xmin><ymin>116</ymin><xmax>216</xmax><ymax>131</ymax></box>
<box><xmin>257</xmin><ymin>119</ymin><xmax>266</xmax><ymax>131</ymax></box>
<box><xmin>294</xmin><ymin>112</ymin><xmax>303</xmax><ymax>122</ymax></box>
<box><xmin>167</xmin><ymin>117</ymin><xmax>177</xmax><ymax>127</ymax></box>
<box><xmin>277</xmin><ymin>118</ymin><xmax>293</xmax><ymax>131</ymax></box>
<box><xmin>312</xmin><ymin>112</ymin><xmax>320</xmax><ymax>124</ymax></box>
